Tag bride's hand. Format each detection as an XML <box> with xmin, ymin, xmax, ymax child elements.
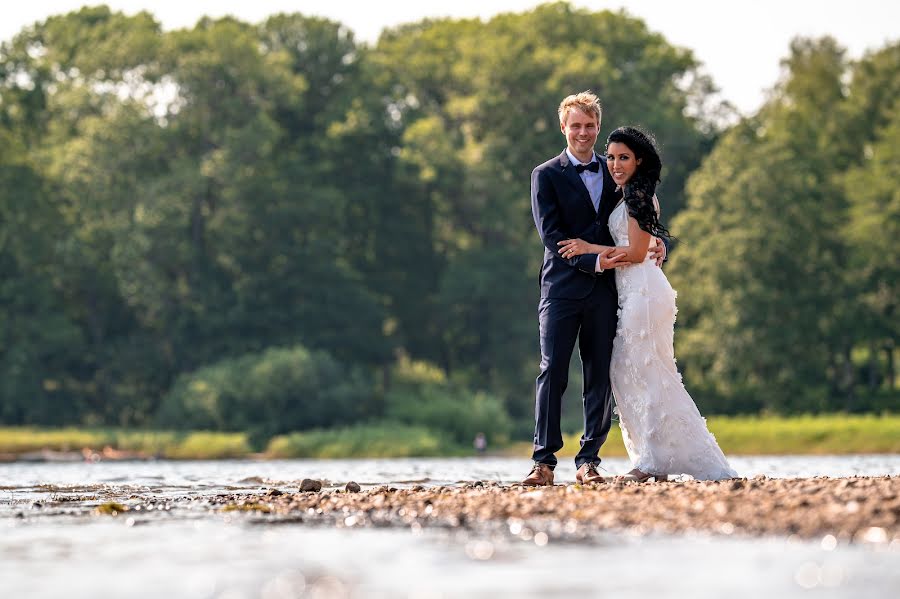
<box><xmin>558</xmin><ymin>238</ymin><xmax>598</xmax><ymax>259</ymax></box>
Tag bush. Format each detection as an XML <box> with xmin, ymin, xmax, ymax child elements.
<box><xmin>158</xmin><ymin>345</ymin><xmax>372</xmax><ymax>444</ymax></box>
<box><xmin>266</xmin><ymin>422</ymin><xmax>454</xmax><ymax>458</ymax></box>
<box><xmin>384</xmin><ymin>385</ymin><xmax>512</xmax><ymax>446</ymax></box>
<box><xmin>161</xmin><ymin>432</ymin><xmax>251</xmax><ymax>459</ymax></box>
<box><xmin>381</xmin><ymin>357</ymin><xmax>514</xmax><ymax>446</ymax></box>
<box><xmin>0</xmin><ymin>427</ymin><xmax>252</xmax><ymax>459</ymax></box>
<box><xmin>0</xmin><ymin>427</ymin><xmax>109</xmax><ymax>453</ymax></box>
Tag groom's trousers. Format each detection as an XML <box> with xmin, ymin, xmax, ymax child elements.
<box><xmin>532</xmin><ymin>281</ymin><xmax>617</xmax><ymax>470</ymax></box>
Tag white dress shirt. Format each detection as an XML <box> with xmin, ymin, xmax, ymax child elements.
<box><xmin>565</xmin><ymin>148</ymin><xmax>603</xmax><ymax>212</ymax></box>
<box><xmin>564</xmin><ymin>148</ymin><xmax>608</xmax><ymax>273</ymax></box>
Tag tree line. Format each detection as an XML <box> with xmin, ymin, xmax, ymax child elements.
<box><xmin>0</xmin><ymin>3</ymin><xmax>896</xmax><ymax>441</ymax></box>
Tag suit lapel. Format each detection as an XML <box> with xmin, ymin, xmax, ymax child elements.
<box><xmin>558</xmin><ymin>149</ymin><xmax>595</xmax><ymax>213</ymax></box>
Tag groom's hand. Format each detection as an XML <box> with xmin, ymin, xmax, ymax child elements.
<box><xmin>648</xmin><ymin>237</ymin><xmax>666</xmax><ymax>267</ymax></box>
<box><xmin>598</xmin><ymin>246</ymin><xmax>629</xmax><ymax>270</ymax></box>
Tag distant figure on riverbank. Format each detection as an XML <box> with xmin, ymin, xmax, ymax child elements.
<box><xmin>473</xmin><ymin>432</ymin><xmax>487</xmax><ymax>455</ymax></box>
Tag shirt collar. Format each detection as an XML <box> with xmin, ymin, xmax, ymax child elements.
<box><xmin>566</xmin><ymin>148</ymin><xmax>598</xmax><ymax>167</ymax></box>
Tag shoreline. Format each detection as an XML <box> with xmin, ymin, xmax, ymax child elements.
<box><xmin>2</xmin><ymin>415</ymin><xmax>899</xmax><ymax>461</ymax></box>
<box><xmin>11</xmin><ymin>476</ymin><xmax>898</xmax><ymax>544</ymax></box>
<box><xmin>5</xmin><ymin>447</ymin><xmax>900</xmax><ymax>464</ymax></box>
<box><xmin>213</xmin><ymin>476</ymin><xmax>900</xmax><ymax>542</ymax></box>
<box><xmin>4</xmin><ymin>449</ymin><xmax>900</xmax><ymax>464</ymax></box>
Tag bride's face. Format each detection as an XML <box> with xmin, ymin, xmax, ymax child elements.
<box><xmin>606</xmin><ymin>141</ymin><xmax>642</xmax><ymax>186</ymax></box>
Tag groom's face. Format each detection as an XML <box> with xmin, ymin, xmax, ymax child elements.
<box><xmin>560</xmin><ymin>108</ymin><xmax>599</xmax><ymax>158</ymax></box>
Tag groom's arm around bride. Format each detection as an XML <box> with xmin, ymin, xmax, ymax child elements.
<box><xmin>530</xmin><ymin>166</ymin><xmax>628</xmax><ymax>278</ymax></box>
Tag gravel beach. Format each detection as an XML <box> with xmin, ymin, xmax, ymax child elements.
<box><xmin>198</xmin><ymin>475</ymin><xmax>900</xmax><ymax>544</ymax></box>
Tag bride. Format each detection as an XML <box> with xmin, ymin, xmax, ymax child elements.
<box><xmin>558</xmin><ymin>126</ymin><xmax>737</xmax><ymax>482</ymax></box>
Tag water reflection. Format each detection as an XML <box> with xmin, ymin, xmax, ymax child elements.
<box><xmin>1</xmin><ymin>456</ymin><xmax>899</xmax><ymax>598</ymax></box>
<box><xmin>2</xmin><ymin>455</ymin><xmax>899</xmax><ymax>497</ymax></box>
<box><xmin>1</xmin><ymin>519</ymin><xmax>898</xmax><ymax>598</ymax></box>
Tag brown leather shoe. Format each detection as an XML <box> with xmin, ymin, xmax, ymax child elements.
<box><xmin>521</xmin><ymin>463</ymin><xmax>554</xmax><ymax>486</ymax></box>
<box><xmin>576</xmin><ymin>462</ymin><xmax>605</xmax><ymax>484</ymax></box>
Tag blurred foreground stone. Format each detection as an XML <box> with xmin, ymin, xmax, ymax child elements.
<box><xmin>299</xmin><ymin>479</ymin><xmax>322</xmax><ymax>492</ymax></box>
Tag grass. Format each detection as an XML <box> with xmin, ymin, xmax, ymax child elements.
<box><xmin>265</xmin><ymin>422</ymin><xmax>464</xmax><ymax>458</ymax></box>
<box><xmin>0</xmin><ymin>427</ymin><xmax>251</xmax><ymax>459</ymax></box>
<box><xmin>699</xmin><ymin>413</ymin><xmax>900</xmax><ymax>454</ymax></box>
<box><xmin>1</xmin><ymin>414</ymin><xmax>898</xmax><ymax>460</ymax></box>
<box><xmin>504</xmin><ymin>414</ymin><xmax>900</xmax><ymax>457</ymax></box>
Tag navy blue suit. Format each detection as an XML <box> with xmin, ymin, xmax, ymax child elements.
<box><xmin>530</xmin><ymin>149</ymin><xmax>621</xmax><ymax>469</ymax></box>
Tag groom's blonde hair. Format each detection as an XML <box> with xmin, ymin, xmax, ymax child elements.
<box><xmin>558</xmin><ymin>91</ymin><xmax>602</xmax><ymax>125</ymax></box>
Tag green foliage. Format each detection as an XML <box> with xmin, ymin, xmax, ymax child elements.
<box><xmin>370</xmin><ymin>1</ymin><xmax>719</xmax><ymax>401</ymax></box>
<box><xmin>702</xmin><ymin>414</ymin><xmax>900</xmax><ymax>455</ymax></box>
<box><xmin>0</xmin><ymin>7</ymin><xmax>392</xmax><ymax>427</ymax></box>
<box><xmin>0</xmin><ymin>427</ymin><xmax>250</xmax><ymax>459</ymax></box>
<box><xmin>841</xmin><ymin>94</ymin><xmax>900</xmax><ymax>396</ymax></box>
<box><xmin>383</xmin><ymin>358</ymin><xmax>513</xmax><ymax>445</ymax></box>
<box><xmin>667</xmin><ymin>36</ymin><xmax>900</xmax><ymax>412</ymax></box>
<box><xmin>0</xmin><ymin>427</ymin><xmax>108</xmax><ymax>453</ymax></box>
<box><xmin>376</xmin><ymin>359</ymin><xmax>512</xmax><ymax>446</ymax></box>
<box><xmin>158</xmin><ymin>346</ymin><xmax>372</xmax><ymax>444</ymax></box>
<box><xmin>159</xmin><ymin>432</ymin><xmax>252</xmax><ymax>460</ymax></box>
<box><xmin>0</xmin><ymin>4</ymin><xmax>895</xmax><ymax>435</ymax></box>
<box><xmin>3</xmin><ymin>414</ymin><xmax>899</xmax><ymax>459</ymax></box>
<box><xmin>508</xmin><ymin>414</ymin><xmax>900</xmax><ymax>457</ymax></box>
<box><xmin>266</xmin><ymin>423</ymin><xmax>455</xmax><ymax>458</ymax></box>
<box><xmin>385</xmin><ymin>387</ymin><xmax>512</xmax><ymax>446</ymax></box>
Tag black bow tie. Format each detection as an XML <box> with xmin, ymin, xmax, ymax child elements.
<box><xmin>575</xmin><ymin>161</ymin><xmax>600</xmax><ymax>174</ymax></box>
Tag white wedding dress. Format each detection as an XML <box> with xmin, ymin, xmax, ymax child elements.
<box><xmin>609</xmin><ymin>202</ymin><xmax>737</xmax><ymax>481</ymax></box>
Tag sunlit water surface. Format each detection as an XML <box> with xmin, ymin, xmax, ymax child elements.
<box><xmin>2</xmin><ymin>455</ymin><xmax>898</xmax><ymax>598</ymax></box>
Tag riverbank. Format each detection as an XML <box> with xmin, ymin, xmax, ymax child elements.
<box><xmin>20</xmin><ymin>475</ymin><xmax>899</xmax><ymax>544</ymax></box>
<box><xmin>1</xmin><ymin>414</ymin><xmax>898</xmax><ymax>461</ymax></box>
<box><xmin>237</xmin><ymin>476</ymin><xmax>899</xmax><ymax>542</ymax></box>
<box><xmin>5</xmin><ymin>471</ymin><xmax>899</xmax><ymax>599</ymax></box>
<box><xmin>515</xmin><ymin>413</ymin><xmax>900</xmax><ymax>458</ymax></box>
<box><xmin>0</xmin><ymin>429</ymin><xmax>252</xmax><ymax>462</ymax></box>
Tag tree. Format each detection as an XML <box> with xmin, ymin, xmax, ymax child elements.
<box><xmin>667</xmin><ymin>37</ymin><xmax>900</xmax><ymax>413</ymax></box>
<box><xmin>371</xmin><ymin>2</ymin><xmax>722</xmax><ymax>412</ymax></box>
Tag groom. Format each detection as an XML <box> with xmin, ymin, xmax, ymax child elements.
<box><xmin>523</xmin><ymin>91</ymin><xmax>665</xmax><ymax>486</ymax></box>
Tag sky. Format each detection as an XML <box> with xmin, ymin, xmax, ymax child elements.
<box><xmin>2</xmin><ymin>0</ymin><xmax>898</xmax><ymax>115</ymax></box>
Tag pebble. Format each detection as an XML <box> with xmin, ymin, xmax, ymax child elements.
<box><xmin>299</xmin><ymin>479</ymin><xmax>322</xmax><ymax>493</ymax></box>
<box><xmin>345</xmin><ymin>482</ymin><xmax>361</xmax><ymax>493</ymax></box>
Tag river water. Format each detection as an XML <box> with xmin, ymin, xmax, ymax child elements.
<box><xmin>2</xmin><ymin>455</ymin><xmax>899</xmax><ymax>598</ymax></box>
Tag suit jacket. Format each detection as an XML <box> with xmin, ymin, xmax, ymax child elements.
<box><xmin>531</xmin><ymin>149</ymin><xmax>621</xmax><ymax>299</ymax></box>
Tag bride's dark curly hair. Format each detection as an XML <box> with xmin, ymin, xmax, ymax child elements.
<box><xmin>605</xmin><ymin>126</ymin><xmax>672</xmax><ymax>240</ymax></box>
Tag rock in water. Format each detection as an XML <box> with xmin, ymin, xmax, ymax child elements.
<box><xmin>345</xmin><ymin>482</ymin><xmax>361</xmax><ymax>493</ymax></box>
<box><xmin>300</xmin><ymin>479</ymin><xmax>322</xmax><ymax>492</ymax></box>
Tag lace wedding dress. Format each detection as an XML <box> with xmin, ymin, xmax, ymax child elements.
<box><xmin>609</xmin><ymin>202</ymin><xmax>737</xmax><ymax>480</ymax></box>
